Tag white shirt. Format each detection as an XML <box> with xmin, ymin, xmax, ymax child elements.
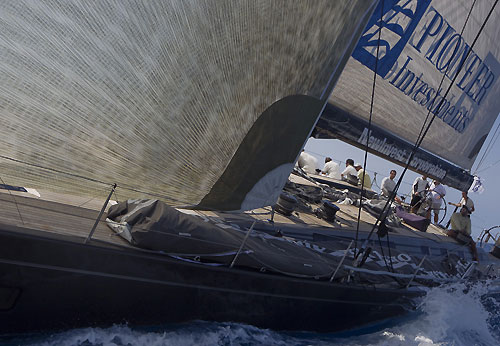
<box><xmin>459</xmin><ymin>196</ymin><xmax>474</xmax><ymax>215</ymax></box>
<box><xmin>412</xmin><ymin>177</ymin><xmax>429</xmax><ymax>195</ymax></box>
<box><xmin>380</xmin><ymin>177</ymin><xmax>396</xmax><ymax>196</ymax></box>
<box><xmin>430</xmin><ymin>182</ymin><xmax>446</xmax><ymax>205</ymax></box>
<box><xmin>322</xmin><ymin>161</ymin><xmax>340</xmax><ymax>179</ymax></box>
<box><xmin>297</xmin><ymin>152</ymin><xmax>317</xmax><ymax>175</ymax></box>
<box><xmin>341</xmin><ymin>165</ymin><xmax>357</xmax><ymax>177</ymax></box>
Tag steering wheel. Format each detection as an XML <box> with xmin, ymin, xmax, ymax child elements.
<box><xmin>479</xmin><ymin>225</ymin><xmax>500</xmax><ymax>247</ymax></box>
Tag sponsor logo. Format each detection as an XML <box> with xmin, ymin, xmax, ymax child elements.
<box><xmin>357</xmin><ymin>127</ymin><xmax>446</xmax><ymax>179</ymax></box>
<box><xmin>352</xmin><ymin>0</ymin><xmax>500</xmax><ymax>133</ymax></box>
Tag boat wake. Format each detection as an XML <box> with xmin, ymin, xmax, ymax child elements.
<box><xmin>5</xmin><ymin>283</ymin><xmax>499</xmax><ymax>346</ymax></box>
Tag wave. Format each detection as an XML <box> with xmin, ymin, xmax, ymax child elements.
<box><xmin>3</xmin><ymin>282</ymin><xmax>499</xmax><ymax>346</ymax></box>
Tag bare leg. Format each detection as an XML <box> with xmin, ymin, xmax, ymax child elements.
<box><xmin>434</xmin><ymin>212</ymin><xmax>439</xmax><ymax>224</ymax></box>
<box><xmin>410</xmin><ymin>195</ymin><xmax>419</xmax><ymax>214</ymax></box>
<box><xmin>447</xmin><ymin>229</ymin><xmax>478</xmax><ymax>261</ymax></box>
<box><xmin>470</xmin><ymin>242</ymin><xmax>479</xmax><ymax>262</ymax></box>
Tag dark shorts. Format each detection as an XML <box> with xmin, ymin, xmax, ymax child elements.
<box><xmin>448</xmin><ymin>229</ymin><xmax>473</xmax><ymax>245</ymax></box>
<box><xmin>410</xmin><ymin>195</ymin><xmax>423</xmax><ymax>207</ymax></box>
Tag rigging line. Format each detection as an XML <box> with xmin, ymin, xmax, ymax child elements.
<box><xmin>77</xmin><ymin>197</ymin><xmax>97</xmax><ymax>208</ymax></box>
<box><xmin>474</xmin><ymin>121</ymin><xmax>500</xmax><ymax>172</ymax></box>
<box><xmin>0</xmin><ymin>175</ymin><xmax>25</xmax><ymax>226</ymax></box>
<box><xmin>385</xmin><ymin>230</ymin><xmax>396</xmax><ymax>274</ymax></box>
<box><xmin>304</xmin><ymin>150</ymin><xmax>343</xmax><ymax>164</ymax></box>
<box><xmin>0</xmin><ymin>154</ymin><xmax>112</xmax><ymax>187</ymax></box>
<box><xmin>112</xmin><ymin>188</ymin><xmax>120</xmax><ymax>203</ymax></box>
<box><xmin>375</xmin><ymin>235</ymin><xmax>406</xmax><ymax>288</ymax></box>
<box><xmin>304</xmin><ymin>149</ymin><xmax>414</xmax><ymax>187</ymax></box>
<box><xmin>413</xmin><ymin>0</ymin><xmax>478</xmax><ymax>149</ymax></box>
<box><xmin>377</xmin><ymin>234</ymin><xmax>392</xmax><ymax>272</ymax></box>
<box><xmin>474</xmin><ymin>121</ymin><xmax>500</xmax><ymax>173</ymax></box>
<box><xmin>476</xmin><ymin>156</ymin><xmax>500</xmax><ymax>174</ymax></box>
<box><xmin>116</xmin><ymin>185</ymin><xmax>189</xmax><ymax>205</ymax></box>
<box><xmin>318</xmin><ymin>0</ymin><xmax>379</xmax><ymax>101</ymax></box>
<box><xmin>357</xmin><ymin>0</ymin><xmax>493</xmax><ymax>258</ymax></box>
<box><xmin>374</xmin><ymin>234</ymin><xmax>405</xmax><ymax>287</ymax></box>
<box><xmin>355</xmin><ymin>0</ymin><xmax>384</xmax><ymax>258</ymax></box>
<box><xmin>0</xmin><ymin>154</ymin><xmax>189</xmax><ymax>205</ymax></box>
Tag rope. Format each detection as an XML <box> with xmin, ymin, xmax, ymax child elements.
<box><xmin>473</xmin><ymin>121</ymin><xmax>500</xmax><ymax>174</ymax></box>
<box><xmin>357</xmin><ymin>0</ymin><xmax>492</xmax><ymax>262</ymax></box>
<box><xmin>0</xmin><ymin>154</ymin><xmax>190</xmax><ymax>206</ymax></box>
<box><xmin>475</xmin><ymin>156</ymin><xmax>500</xmax><ymax>175</ymax></box>
<box><xmin>303</xmin><ymin>149</ymin><xmax>414</xmax><ymax>189</ymax></box>
<box><xmin>355</xmin><ymin>0</ymin><xmax>384</xmax><ymax>258</ymax></box>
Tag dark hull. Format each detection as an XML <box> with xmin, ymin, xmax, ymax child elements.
<box><xmin>0</xmin><ymin>223</ymin><xmax>421</xmax><ymax>334</ymax></box>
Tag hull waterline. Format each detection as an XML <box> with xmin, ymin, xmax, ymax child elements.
<box><xmin>0</xmin><ymin>223</ymin><xmax>420</xmax><ymax>334</ymax></box>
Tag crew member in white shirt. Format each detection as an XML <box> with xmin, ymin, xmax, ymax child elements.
<box><xmin>380</xmin><ymin>170</ymin><xmax>397</xmax><ymax>198</ymax></box>
<box><xmin>427</xmin><ymin>180</ymin><xmax>446</xmax><ymax>224</ymax></box>
<box><xmin>321</xmin><ymin>157</ymin><xmax>340</xmax><ymax>179</ymax></box>
<box><xmin>341</xmin><ymin>158</ymin><xmax>357</xmax><ymax>184</ymax></box>
<box><xmin>297</xmin><ymin>150</ymin><xmax>317</xmax><ymax>175</ymax></box>
<box><xmin>410</xmin><ymin>174</ymin><xmax>429</xmax><ymax>214</ymax></box>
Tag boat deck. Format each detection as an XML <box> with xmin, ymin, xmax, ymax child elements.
<box><xmin>0</xmin><ymin>190</ymin><xmax>131</xmax><ymax>247</ymax></box>
<box><xmin>0</xmin><ymin>174</ymin><xmax>454</xmax><ymax>250</ymax></box>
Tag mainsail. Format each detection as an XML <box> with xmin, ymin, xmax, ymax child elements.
<box><xmin>324</xmin><ymin>0</ymin><xmax>500</xmax><ymax>189</ymax></box>
<box><xmin>0</xmin><ymin>0</ymin><xmax>376</xmax><ymax>211</ymax></box>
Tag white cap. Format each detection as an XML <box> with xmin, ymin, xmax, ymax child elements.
<box><xmin>355</xmin><ymin>163</ymin><xmax>362</xmax><ymax>167</ymax></box>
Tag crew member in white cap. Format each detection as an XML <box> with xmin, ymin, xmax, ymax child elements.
<box><xmin>355</xmin><ymin>163</ymin><xmax>371</xmax><ymax>189</ymax></box>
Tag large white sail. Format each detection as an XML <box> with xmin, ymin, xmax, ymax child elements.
<box><xmin>329</xmin><ymin>0</ymin><xmax>500</xmax><ymax>171</ymax></box>
<box><xmin>0</xmin><ymin>0</ymin><xmax>376</xmax><ymax>211</ymax></box>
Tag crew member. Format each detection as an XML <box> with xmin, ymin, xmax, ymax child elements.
<box><xmin>297</xmin><ymin>150</ymin><xmax>317</xmax><ymax>175</ymax></box>
<box><xmin>322</xmin><ymin>157</ymin><xmax>340</xmax><ymax>179</ymax></box>
<box><xmin>447</xmin><ymin>191</ymin><xmax>478</xmax><ymax>261</ymax></box>
<box><xmin>381</xmin><ymin>170</ymin><xmax>397</xmax><ymax>198</ymax></box>
<box><xmin>410</xmin><ymin>174</ymin><xmax>429</xmax><ymax>214</ymax></box>
<box><xmin>341</xmin><ymin>159</ymin><xmax>358</xmax><ymax>184</ymax></box>
<box><xmin>354</xmin><ymin>163</ymin><xmax>371</xmax><ymax>189</ymax></box>
<box><xmin>427</xmin><ymin>180</ymin><xmax>446</xmax><ymax>224</ymax></box>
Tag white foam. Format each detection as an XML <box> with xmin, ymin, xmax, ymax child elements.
<box><xmin>367</xmin><ymin>282</ymin><xmax>500</xmax><ymax>346</ymax></box>
<box><xmin>11</xmin><ymin>283</ymin><xmax>500</xmax><ymax>346</ymax></box>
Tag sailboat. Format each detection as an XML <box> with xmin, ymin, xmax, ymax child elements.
<box><xmin>0</xmin><ymin>0</ymin><xmax>499</xmax><ymax>334</ymax></box>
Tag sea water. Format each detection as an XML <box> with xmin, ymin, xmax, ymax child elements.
<box><xmin>2</xmin><ymin>282</ymin><xmax>499</xmax><ymax>346</ymax></box>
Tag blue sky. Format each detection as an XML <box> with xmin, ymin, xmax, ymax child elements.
<box><xmin>304</xmin><ymin>115</ymin><xmax>500</xmax><ymax>241</ymax></box>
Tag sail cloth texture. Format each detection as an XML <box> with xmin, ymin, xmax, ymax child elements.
<box><xmin>0</xmin><ymin>0</ymin><xmax>376</xmax><ymax>211</ymax></box>
<box><xmin>329</xmin><ymin>0</ymin><xmax>500</xmax><ymax>170</ymax></box>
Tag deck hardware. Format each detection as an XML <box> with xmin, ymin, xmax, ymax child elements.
<box><xmin>330</xmin><ymin>240</ymin><xmax>353</xmax><ymax>282</ymax></box>
<box><xmin>84</xmin><ymin>183</ymin><xmax>117</xmax><ymax>244</ymax></box>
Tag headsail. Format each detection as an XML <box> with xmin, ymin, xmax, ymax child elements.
<box><xmin>325</xmin><ymin>0</ymin><xmax>500</xmax><ymax>188</ymax></box>
<box><xmin>0</xmin><ymin>0</ymin><xmax>376</xmax><ymax>211</ymax></box>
